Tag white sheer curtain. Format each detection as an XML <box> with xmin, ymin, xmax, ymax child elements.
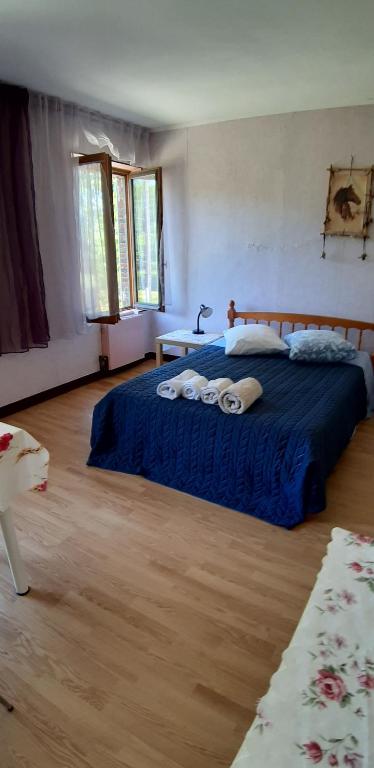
<box><xmin>28</xmin><ymin>92</ymin><xmax>150</xmax><ymax>338</ymax></box>
<box><xmin>77</xmin><ymin>163</ymin><xmax>107</xmax><ymax>319</ymax></box>
<box><xmin>29</xmin><ymin>94</ymin><xmax>84</xmax><ymax>338</ymax></box>
<box><xmin>75</xmin><ymin>109</ymin><xmax>150</xmax><ymax>167</ymax></box>
<box><xmin>76</xmin><ymin>161</ymin><xmax>119</xmax><ymax>320</ymax></box>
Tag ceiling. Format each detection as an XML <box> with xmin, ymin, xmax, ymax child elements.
<box><xmin>1</xmin><ymin>0</ymin><xmax>374</xmax><ymax>130</ymax></box>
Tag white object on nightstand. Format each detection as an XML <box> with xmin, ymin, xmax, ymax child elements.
<box><xmin>155</xmin><ymin>329</ymin><xmax>223</xmax><ymax>366</ymax></box>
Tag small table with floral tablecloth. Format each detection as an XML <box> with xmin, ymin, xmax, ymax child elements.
<box><xmin>0</xmin><ymin>422</ymin><xmax>49</xmax><ymax>595</ymax></box>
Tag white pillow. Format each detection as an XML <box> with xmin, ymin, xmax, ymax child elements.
<box><xmin>224</xmin><ymin>324</ymin><xmax>288</xmax><ymax>355</ymax></box>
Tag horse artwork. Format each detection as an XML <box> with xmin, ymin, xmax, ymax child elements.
<box><xmin>323</xmin><ymin>166</ymin><xmax>373</xmax><ymax>238</ymax></box>
<box><xmin>333</xmin><ymin>183</ymin><xmax>361</xmax><ymax>221</ymax></box>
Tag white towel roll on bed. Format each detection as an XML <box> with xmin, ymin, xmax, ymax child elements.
<box><xmin>157</xmin><ymin>369</ymin><xmax>198</xmax><ymax>400</ymax></box>
<box><xmin>182</xmin><ymin>374</ymin><xmax>209</xmax><ymax>400</ymax></box>
<box><xmin>200</xmin><ymin>378</ymin><xmax>234</xmax><ymax>405</ymax></box>
<box><xmin>218</xmin><ymin>377</ymin><xmax>263</xmax><ymax>415</ymax></box>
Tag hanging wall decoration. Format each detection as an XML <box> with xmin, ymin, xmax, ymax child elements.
<box><xmin>321</xmin><ymin>159</ymin><xmax>374</xmax><ymax>259</ymax></box>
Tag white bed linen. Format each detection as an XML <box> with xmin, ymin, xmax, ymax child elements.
<box><xmin>348</xmin><ymin>351</ymin><xmax>374</xmax><ymax>415</ymax></box>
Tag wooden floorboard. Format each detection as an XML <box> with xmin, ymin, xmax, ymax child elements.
<box><xmin>1</xmin><ymin>360</ymin><xmax>374</xmax><ymax>767</ymax></box>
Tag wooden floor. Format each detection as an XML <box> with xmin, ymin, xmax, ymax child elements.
<box><xmin>1</xmin><ymin>360</ymin><xmax>374</xmax><ymax>768</ymax></box>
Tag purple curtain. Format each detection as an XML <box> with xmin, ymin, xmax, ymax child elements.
<box><xmin>0</xmin><ymin>84</ymin><xmax>49</xmax><ymax>354</ymax></box>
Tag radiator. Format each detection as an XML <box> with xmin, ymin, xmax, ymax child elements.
<box><xmin>100</xmin><ymin>312</ymin><xmax>149</xmax><ymax>370</ymax></box>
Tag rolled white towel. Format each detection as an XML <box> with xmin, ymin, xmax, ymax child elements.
<box><xmin>200</xmin><ymin>378</ymin><xmax>234</xmax><ymax>405</ymax></box>
<box><xmin>218</xmin><ymin>377</ymin><xmax>263</xmax><ymax>415</ymax></box>
<box><xmin>157</xmin><ymin>369</ymin><xmax>199</xmax><ymax>400</ymax></box>
<box><xmin>182</xmin><ymin>374</ymin><xmax>209</xmax><ymax>401</ymax></box>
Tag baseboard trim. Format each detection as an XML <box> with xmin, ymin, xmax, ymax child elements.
<box><xmin>1</xmin><ymin>352</ymin><xmax>180</xmax><ymax>418</ymax></box>
<box><xmin>0</xmin><ymin>356</ymin><xmax>150</xmax><ymax>418</ymax></box>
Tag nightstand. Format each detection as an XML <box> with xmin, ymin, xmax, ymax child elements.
<box><xmin>155</xmin><ymin>329</ymin><xmax>223</xmax><ymax>366</ymax></box>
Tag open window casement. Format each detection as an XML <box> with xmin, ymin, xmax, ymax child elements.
<box><xmin>77</xmin><ymin>155</ymin><xmax>163</xmax><ymax>319</ymax></box>
<box><xmin>129</xmin><ymin>168</ymin><xmax>163</xmax><ymax>310</ymax></box>
<box><xmin>77</xmin><ymin>153</ymin><xmax>120</xmax><ymax>323</ymax></box>
<box><xmin>111</xmin><ymin>162</ymin><xmax>135</xmax><ymax>312</ymax></box>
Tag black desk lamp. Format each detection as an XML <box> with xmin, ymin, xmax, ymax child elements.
<box><xmin>193</xmin><ymin>304</ymin><xmax>213</xmax><ymax>334</ymax></box>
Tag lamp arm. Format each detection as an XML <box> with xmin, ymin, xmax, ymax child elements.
<box><xmin>193</xmin><ymin>304</ymin><xmax>207</xmax><ymax>334</ymax></box>
<box><xmin>196</xmin><ymin>309</ymin><xmax>202</xmax><ymax>333</ymax></box>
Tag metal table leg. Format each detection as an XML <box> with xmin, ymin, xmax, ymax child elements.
<box><xmin>0</xmin><ymin>507</ymin><xmax>29</xmax><ymax>596</ymax></box>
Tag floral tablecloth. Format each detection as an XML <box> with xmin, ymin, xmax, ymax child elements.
<box><xmin>0</xmin><ymin>422</ymin><xmax>49</xmax><ymax>509</ymax></box>
<box><xmin>231</xmin><ymin>527</ymin><xmax>374</xmax><ymax>768</ymax></box>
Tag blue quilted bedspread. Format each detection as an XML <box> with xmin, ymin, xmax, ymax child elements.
<box><xmin>88</xmin><ymin>346</ymin><xmax>367</xmax><ymax>528</ymax></box>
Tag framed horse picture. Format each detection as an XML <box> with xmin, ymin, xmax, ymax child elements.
<box><xmin>323</xmin><ymin>165</ymin><xmax>373</xmax><ymax>238</ymax></box>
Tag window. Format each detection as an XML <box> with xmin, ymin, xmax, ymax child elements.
<box><xmin>76</xmin><ymin>154</ymin><xmax>162</xmax><ymax>322</ymax></box>
<box><xmin>131</xmin><ymin>171</ymin><xmax>161</xmax><ymax>308</ymax></box>
<box><xmin>112</xmin><ymin>171</ymin><xmax>131</xmax><ymax>309</ymax></box>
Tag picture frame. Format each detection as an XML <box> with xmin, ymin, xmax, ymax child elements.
<box><xmin>323</xmin><ymin>166</ymin><xmax>373</xmax><ymax>238</ymax></box>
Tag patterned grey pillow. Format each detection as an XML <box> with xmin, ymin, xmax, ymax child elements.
<box><xmin>284</xmin><ymin>330</ymin><xmax>357</xmax><ymax>362</ymax></box>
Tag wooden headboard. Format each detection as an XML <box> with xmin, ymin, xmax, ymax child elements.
<box><xmin>227</xmin><ymin>299</ymin><xmax>374</xmax><ymax>364</ymax></box>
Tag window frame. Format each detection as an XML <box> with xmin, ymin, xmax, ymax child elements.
<box><xmin>78</xmin><ymin>153</ymin><xmax>119</xmax><ymax>324</ymax></box>
<box><xmin>77</xmin><ymin>154</ymin><xmax>163</xmax><ymax>319</ymax></box>
<box><xmin>111</xmin><ymin>165</ymin><xmax>135</xmax><ymax>311</ymax></box>
<box><xmin>129</xmin><ymin>167</ymin><xmax>163</xmax><ymax>311</ymax></box>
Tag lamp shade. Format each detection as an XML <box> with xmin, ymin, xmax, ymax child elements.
<box><xmin>193</xmin><ymin>304</ymin><xmax>213</xmax><ymax>334</ymax></box>
<box><xmin>201</xmin><ymin>305</ymin><xmax>213</xmax><ymax>319</ymax></box>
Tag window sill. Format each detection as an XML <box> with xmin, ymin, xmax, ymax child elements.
<box><xmin>120</xmin><ymin>308</ymin><xmax>158</xmax><ymax>321</ymax></box>
<box><xmin>119</xmin><ymin>307</ymin><xmax>163</xmax><ymax>318</ymax></box>
<box><xmin>119</xmin><ymin>309</ymin><xmax>146</xmax><ymax>319</ymax></box>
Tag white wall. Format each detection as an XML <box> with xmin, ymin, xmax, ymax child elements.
<box><xmin>0</xmin><ymin>313</ymin><xmax>154</xmax><ymax>408</ymax></box>
<box><xmin>0</xmin><ymin>328</ymin><xmax>101</xmax><ymax>407</ymax></box>
<box><xmin>151</xmin><ymin>105</ymin><xmax>374</xmax><ymax>339</ymax></box>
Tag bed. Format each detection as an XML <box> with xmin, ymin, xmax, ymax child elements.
<box><xmin>88</xmin><ymin>302</ymin><xmax>374</xmax><ymax>528</ymax></box>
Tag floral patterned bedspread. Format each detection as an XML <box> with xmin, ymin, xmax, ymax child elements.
<box><xmin>231</xmin><ymin>528</ymin><xmax>374</xmax><ymax>768</ymax></box>
<box><xmin>0</xmin><ymin>422</ymin><xmax>49</xmax><ymax>509</ymax></box>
